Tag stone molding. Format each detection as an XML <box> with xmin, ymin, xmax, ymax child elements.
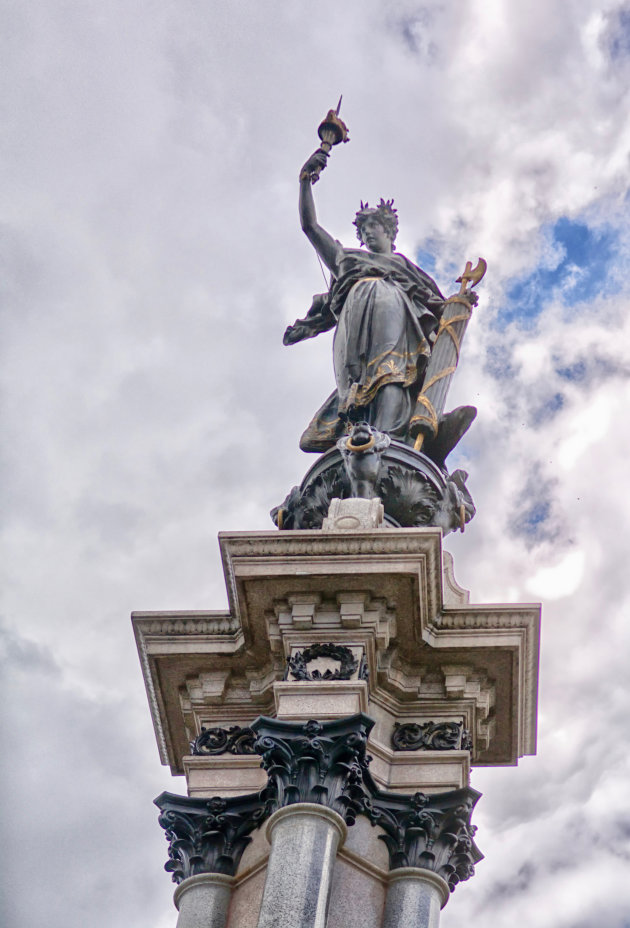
<box><xmin>218</xmin><ymin>529</ymin><xmax>444</xmax><ymax>642</ymax></box>
<box><xmin>273</xmin><ymin>680</ymin><xmax>369</xmax><ymax>720</ymax></box>
<box><xmin>265</xmin><ymin>803</ymin><xmax>348</xmax><ymax>847</ymax></box>
<box><xmin>133</xmin><ymin>529</ymin><xmax>540</xmax><ymax>771</ymax></box>
<box><xmin>429</xmin><ymin>607</ymin><xmax>539</xmax><ymax>758</ymax></box>
<box><xmin>368</xmin><ymin>662</ymin><xmax>494</xmax><ymax>756</ymax></box>
<box><xmin>134</xmin><ymin>612</ymin><xmax>240</xmax><ymax>636</ymax></box>
<box><xmin>268</xmin><ymin>591</ymin><xmax>395</xmax><ymax>655</ymax></box>
<box><xmin>322</xmin><ymin>497</ymin><xmax>385</xmax><ymax>531</ymax></box>
<box><xmin>441</xmin><ymin>551</ymin><xmax>469</xmax><ymax>605</ymax></box>
<box><xmin>367</xmin><ymin>739</ymin><xmax>470</xmax><ymax>793</ymax></box>
<box><xmin>173</xmin><ymin>872</ymin><xmax>235</xmax><ymax>910</ymax></box>
<box><xmin>183</xmin><ymin>753</ymin><xmax>268</xmax><ymax>799</ymax></box>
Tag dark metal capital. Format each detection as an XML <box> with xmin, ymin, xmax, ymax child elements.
<box><xmin>154</xmin><ymin>789</ymin><xmax>273</xmax><ymax>883</ymax></box>
<box><xmin>363</xmin><ymin>786</ymin><xmax>483</xmax><ymax>892</ymax></box>
<box><xmin>251</xmin><ymin>713</ymin><xmax>374</xmax><ymax>824</ymax></box>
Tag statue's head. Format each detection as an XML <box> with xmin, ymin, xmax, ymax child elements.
<box><xmin>354</xmin><ymin>199</ymin><xmax>399</xmax><ymax>250</ymax></box>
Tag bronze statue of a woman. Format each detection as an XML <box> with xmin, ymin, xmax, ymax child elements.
<box><xmin>284</xmin><ymin>146</ymin><xmax>446</xmax><ymax>454</ymax></box>
<box><xmin>274</xmin><ymin>111</ymin><xmax>485</xmax><ymax>531</ymax></box>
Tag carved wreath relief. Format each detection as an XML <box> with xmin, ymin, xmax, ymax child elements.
<box><xmin>286</xmin><ymin>642</ymin><xmax>361</xmax><ymax>681</ymax></box>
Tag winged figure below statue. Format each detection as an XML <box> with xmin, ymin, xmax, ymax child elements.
<box><xmin>272</xmin><ymin>103</ymin><xmax>486</xmax><ymax>534</ymax></box>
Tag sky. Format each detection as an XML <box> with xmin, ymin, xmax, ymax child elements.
<box><xmin>2</xmin><ymin>1</ymin><xmax>630</xmax><ymax>925</ymax></box>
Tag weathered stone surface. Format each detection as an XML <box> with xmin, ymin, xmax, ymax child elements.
<box><xmin>367</xmin><ymin>746</ymin><xmax>470</xmax><ymax>794</ymax></box>
<box><xmin>322</xmin><ymin>497</ymin><xmax>384</xmax><ymax>531</ymax></box>
<box><xmin>273</xmin><ymin>681</ymin><xmax>369</xmax><ymax>721</ymax></box>
<box><xmin>174</xmin><ymin>873</ymin><xmax>234</xmax><ymax>928</ymax></box>
<box><xmin>341</xmin><ymin>814</ymin><xmax>390</xmax><ymax>871</ymax></box>
<box><xmin>184</xmin><ymin>755</ymin><xmax>268</xmax><ymax>799</ymax></box>
<box><xmin>382</xmin><ymin>870</ymin><xmax>448</xmax><ymax>928</ymax></box>
<box><xmin>327</xmin><ymin>857</ymin><xmax>386</xmax><ymax>928</ymax></box>
<box><xmin>256</xmin><ymin>806</ymin><xmax>347</xmax><ymax>928</ymax></box>
<box><xmin>228</xmin><ymin>866</ymin><xmax>267</xmax><ymax>928</ymax></box>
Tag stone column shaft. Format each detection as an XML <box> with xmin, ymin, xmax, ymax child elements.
<box><xmin>256</xmin><ymin>804</ymin><xmax>347</xmax><ymax>928</ymax></box>
<box><xmin>382</xmin><ymin>869</ymin><xmax>449</xmax><ymax>928</ymax></box>
<box><xmin>174</xmin><ymin>873</ymin><xmax>234</xmax><ymax>928</ymax></box>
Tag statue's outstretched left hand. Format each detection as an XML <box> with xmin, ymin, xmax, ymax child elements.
<box><xmin>283</xmin><ymin>322</ymin><xmax>310</xmax><ymax>345</ymax></box>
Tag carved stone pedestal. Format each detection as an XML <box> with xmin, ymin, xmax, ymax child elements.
<box><xmin>134</xmin><ymin>528</ymin><xmax>540</xmax><ymax>928</ymax></box>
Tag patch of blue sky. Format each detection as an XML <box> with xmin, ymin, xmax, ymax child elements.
<box><xmin>553</xmin><ymin>352</ymin><xmax>630</xmax><ymax>385</ymax></box>
<box><xmin>497</xmin><ymin>218</ymin><xmax>619</xmax><ymax>330</ymax></box>
<box><xmin>415</xmin><ymin>245</ymin><xmax>437</xmax><ymax>274</ymax></box>
<box><xmin>511</xmin><ymin>469</ymin><xmax>558</xmax><ymax>543</ymax></box>
<box><xmin>483</xmin><ymin>343</ymin><xmax>519</xmax><ymax>381</ymax></box>
<box><xmin>515</xmin><ymin>499</ymin><xmax>551</xmax><ymax>538</ymax></box>
<box><xmin>606</xmin><ymin>7</ymin><xmax>630</xmax><ymax>60</ymax></box>
<box><xmin>555</xmin><ymin>358</ymin><xmax>587</xmax><ymax>383</ymax></box>
<box><xmin>531</xmin><ymin>391</ymin><xmax>565</xmax><ymax>424</ymax></box>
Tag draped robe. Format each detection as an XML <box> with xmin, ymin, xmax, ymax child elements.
<box><xmin>293</xmin><ymin>246</ymin><xmax>444</xmax><ymax>452</ymax></box>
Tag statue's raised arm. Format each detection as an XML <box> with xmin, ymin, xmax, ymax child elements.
<box><xmin>283</xmin><ymin>150</ymin><xmax>342</xmax><ymax>348</ymax></box>
<box><xmin>298</xmin><ymin>149</ymin><xmax>343</xmax><ymax>276</ymax></box>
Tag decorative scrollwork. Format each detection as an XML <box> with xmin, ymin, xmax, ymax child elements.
<box><xmin>190</xmin><ymin>725</ymin><xmax>256</xmax><ymax>756</ymax></box>
<box><xmin>271</xmin><ymin>439</ymin><xmax>475</xmax><ymax>534</ymax></box>
<box><xmin>392</xmin><ymin>721</ymin><xmax>471</xmax><ymax>752</ymax></box>
<box><xmin>361</xmin><ymin>788</ymin><xmax>483</xmax><ymax>891</ymax></box>
<box><xmin>251</xmin><ymin>714</ymin><xmax>373</xmax><ymax>824</ymax></box>
<box><xmin>287</xmin><ymin>642</ymin><xmax>359</xmax><ymax>681</ymax></box>
<box><xmin>155</xmin><ymin>790</ymin><xmax>274</xmax><ymax>882</ymax></box>
<box><xmin>157</xmin><ymin>714</ymin><xmax>482</xmax><ymax>894</ymax></box>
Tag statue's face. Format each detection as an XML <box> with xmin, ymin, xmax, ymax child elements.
<box><xmin>360</xmin><ymin>217</ymin><xmax>392</xmax><ymax>254</ymax></box>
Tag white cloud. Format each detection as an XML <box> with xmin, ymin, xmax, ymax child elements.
<box><xmin>2</xmin><ymin>1</ymin><xmax>630</xmax><ymax>925</ymax></box>
<box><xmin>526</xmin><ymin>549</ymin><xmax>585</xmax><ymax>599</ymax></box>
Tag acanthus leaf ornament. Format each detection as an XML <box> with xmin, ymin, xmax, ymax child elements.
<box><xmin>155</xmin><ymin>789</ymin><xmax>274</xmax><ymax>882</ymax></box>
<box><xmin>361</xmin><ymin>787</ymin><xmax>483</xmax><ymax>891</ymax></box>
<box><xmin>251</xmin><ymin>714</ymin><xmax>374</xmax><ymax>824</ymax></box>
